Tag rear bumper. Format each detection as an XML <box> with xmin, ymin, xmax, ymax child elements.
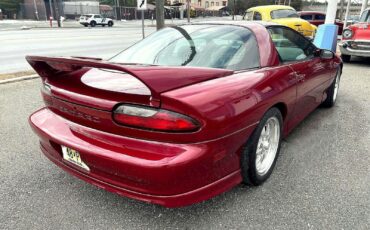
<box><xmin>29</xmin><ymin>108</ymin><xmax>255</xmax><ymax>207</ymax></box>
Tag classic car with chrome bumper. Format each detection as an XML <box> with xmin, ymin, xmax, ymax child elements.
<box><xmin>340</xmin><ymin>8</ymin><xmax>370</xmax><ymax>62</ymax></box>
<box><xmin>339</xmin><ymin>40</ymin><xmax>370</xmax><ymax>57</ymax></box>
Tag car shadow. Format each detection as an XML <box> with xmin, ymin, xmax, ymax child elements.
<box><xmin>346</xmin><ymin>56</ymin><xmax>370</xmax><ymax>67</ymax></box>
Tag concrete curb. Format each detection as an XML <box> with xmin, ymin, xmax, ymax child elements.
<box><xmin>0</xmin><ymin>74</ymin><xmax>39</xmax><ymax>85</ymax></box>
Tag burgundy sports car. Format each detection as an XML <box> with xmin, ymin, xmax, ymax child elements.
<box><xmin>27</xmin><ymin>21</ymin><xmax>342</xmax><ymax>207</ymax></box>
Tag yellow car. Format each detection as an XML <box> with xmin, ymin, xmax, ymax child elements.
<box><xmin>244</xmin><ymin>5</ymin><xmax>317</xmax><ymax>37</ymax></box>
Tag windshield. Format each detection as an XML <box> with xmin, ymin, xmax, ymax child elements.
<box><xmin>271</xmin><ymin>9</ymin><xmax>299</xmax><ymax>19</ymax></box>
<box><xmin>110</xmin><ymin>25</ymin><xmax>260</xmax><ymax>71</ymax></box>
<box><xmin>243</xmin><ymin>11</ymin><xmax>254</xmax><ymax>20</ymax></box>
<box><xmin>360</xmin><ymin>10</ymin><xmax>370</xmax><ymax>22</ymax></box>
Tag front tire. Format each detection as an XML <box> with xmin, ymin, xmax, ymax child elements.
<box><xmin>322</xmin><ymin>68</ymin><xmax>341</xmax><ymax>108</ymax></box>
<box><xmin>341</xmin><ymin>54</ymin><xmax>351</xmax><ymax>62</ymax></box>
<box><xmin>108</xmin><ymin>21</ymin><xmax>113</xmax><ymax>27</ymax></box>
<box><xmin>241</xmin><ymin>107</ymin><xmax>283</xmax><ymax>186</ymax></box>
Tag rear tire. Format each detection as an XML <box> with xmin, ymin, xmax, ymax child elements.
<box><xmin>341</xmin><ymin>54</ymin><xmax>351</xmax><ymax>62</ymax></box>
<box><xmin>83</xmin><ymin>24</ymin><xmax>88</xmax><ymax>27</ymax></box>
<box><xmin>241</xmin><ymin>107</ymin><xmax>283</xmax><ymax>186</ymax></box>
<box><xmin>90</xmin><ymin>21</ymin><xmax>96</xmax><ymax>27</ymax></box>
<box><xmin>322</xmin><ymin>68</ymin><xmax>341</xmax><ymax>108</ymax></box>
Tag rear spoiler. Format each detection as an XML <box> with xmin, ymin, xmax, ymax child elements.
<box><xmin>26</xmin><ymin>56</ymin><xmax>234</xmax><ymax>102</ymax></box>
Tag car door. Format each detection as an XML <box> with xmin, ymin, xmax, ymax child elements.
<box><xmin>94</xmin><ymin>15</ymin><xmax>102</xmax><ymax>24</ymax></box>
<box><xmin>268</xmin><ymin>26</ymin><xmax>336</xmax><ymax>127</ymax></box>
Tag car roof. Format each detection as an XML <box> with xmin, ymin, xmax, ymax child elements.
<box><xmin>188</xmin><ymin>20</ymin><xmax>279</xmax><ymax>28</ymax></box>
<box><xmin>247</xmin><ymin>5</ymin><xmax>294</xmax><ymax>12</ymax></box>
<box><xmin>298</xmin><ymin>11</ymin><xmax>325</xmax><ymax>15</ymax></box>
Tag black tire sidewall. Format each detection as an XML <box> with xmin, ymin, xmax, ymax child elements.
<box><xmin>341</xmin><ymin>55</ymin><xmax>351</xmax><ymax>62</ymax></box>
<box><xmin>322</xmin><ymin>68</ymin><xmax>341</xmax><ymax>108</ymax></box>
<box><xmin>241</xmin><ymin>107</ymin><xmax>283</xmax><ymax>185</ymax></box>
<box><xmin>108</xmin><ymin>21</ymin><xmax>113</xmax><ymax>27</ymax></box>
<box><xmin>90</xmin><ymin>21</ymin><xmax>96</xmax><ymax>27</ymax></box>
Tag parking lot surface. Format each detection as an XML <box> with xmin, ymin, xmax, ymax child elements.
<box><xmin>0</xmin><ymin>58</ymin><xmax>369</xmax><ymax>229</ymax></box>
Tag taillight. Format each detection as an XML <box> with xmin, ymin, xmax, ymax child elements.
<box><xmin>113</xmin><ymin>104</ymin><xmax>200</xmax><ymax>132</ymax></box>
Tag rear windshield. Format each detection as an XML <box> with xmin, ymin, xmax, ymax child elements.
<box><xmin>110</xmin><ymin>25</ymin><xmax>260</xmax><ymax>71</ymax></box>
<box><xmin>271</xmin><ymin>9</ymin><xmax>299</xmax><ymax>19</ymax></box>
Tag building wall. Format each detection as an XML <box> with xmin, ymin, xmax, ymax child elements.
<box><xmin>170</xmin><ymin>0</ymin><xmax>228</xmax><ymax>9</ymax></box>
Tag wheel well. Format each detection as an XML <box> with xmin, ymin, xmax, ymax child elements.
<box><xmin>272</xmin><ymin>103</ymin><xmax>287</xmax><ymax>121</ymax></box>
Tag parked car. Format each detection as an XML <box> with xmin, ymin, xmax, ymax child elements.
<box><xmin>339</xmin><ymin>8</ymin><xmax>370</xmax><ymax>62</ymax></box>
<box><xmin>79</xmin><ymin>14</ymin><xmax>114</xmax><ymax>27</ymax></box>
<box><xmin>298</xmin><ymin>11</ymin><xmax>344</xmax><ymax>35</ymax></box>
<box><xmin>27</xmin><ymin>21</ymin><xmax>342</xmax><ymax>208</ymax></box>
<box><xmin>244</xmin><ymin>5</ymin><xmax>317</xmax><ymax>37</ymax></box>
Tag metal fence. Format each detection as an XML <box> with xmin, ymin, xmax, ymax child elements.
<box><xmin>19</xmin><ymin>3</ymin><xmax>48</xmax><ymax>20</ymax></box>
<box><xmin>16</xmin><ymin>2</ymin><xmax>228</xmax><ymax>20</ymax></box>
<box><xmin>64</xmin><ymin>2</ymin><xmax>100</xmax><ymax>19</ymax></box>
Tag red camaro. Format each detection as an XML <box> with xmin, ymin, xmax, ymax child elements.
<box><xmin>27</xmin><ymin>21</ymin><xmax>342</xmax><ymax>207</ymax></box>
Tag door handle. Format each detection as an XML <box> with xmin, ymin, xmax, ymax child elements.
<box><xmin>296</xmin><ymin>73</ymin><xmax>306</xmax><ymax>82</ymax></box>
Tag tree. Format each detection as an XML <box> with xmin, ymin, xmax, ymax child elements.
<box><xmin>228</xmin><ymin>0</ymin><xmax>303</xmax><ymax>15</ymax></box>
<box><xmin>0</xmin><ymin>0</ymin><xmax>22</xmax><ymax>13</ymax></box>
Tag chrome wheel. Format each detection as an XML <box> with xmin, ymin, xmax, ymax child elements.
<box><xmin>255</xmin><ymin>117</ymin><xmax>280</xmax><ymax>176</ymax></box>
<box><xmin>333</xmin><ymin>71</ymin><xmax>340</xmax><ymax>102</ymax></box>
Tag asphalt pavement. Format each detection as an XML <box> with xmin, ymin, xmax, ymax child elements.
<box><xmin>0</xmin><ymin>26</ymin><xmax>155</xmax><ymax>74</ymax></box>
<box><xmin>0</xmin><ymin>57</ymin><xmax>369</xmax><ymax>229</ymax></box>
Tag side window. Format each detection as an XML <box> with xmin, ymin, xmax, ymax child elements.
<box><xmin>300</xmin><ymin>14</ymin><xmax>313</xmax><ymax>20</ymax></box>
<box><xmin>253</xmin><ymin>12</ymin><xmax>262</xmax><ymax>20</ymax></box>
<box><xmin>268</xmin><ymin>27</ymin><xmax>316</xmax><ymax>62</ymax></box>
<box><xmin>94</xmin><ymin>15</ymin><xmax>101</xmax><ymax>19</ymax></box>
<box><xmin>314</xmin><ymin>14</ymin><xmax>325</xmax><ymax>20</ymax></box>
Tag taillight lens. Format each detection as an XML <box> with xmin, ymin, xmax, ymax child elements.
<box><xmin>113</xmin><ymin>104</ymin><xmax>200</xmax><ymax>132</ymax></box>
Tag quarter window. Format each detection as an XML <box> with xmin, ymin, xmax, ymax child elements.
<box><xmin>268</xmin><ymin>27</ymin><xmax>316</xmax><ymax>62</ymax></box>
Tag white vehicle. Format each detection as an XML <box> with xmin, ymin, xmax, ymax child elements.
<box><xmin>79</xmin><ymin>14</ymin><xmax>114</xmax><ymax>27</ymax></box>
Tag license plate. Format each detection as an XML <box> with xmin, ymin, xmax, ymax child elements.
<box><xmin>62</xmin><ymin>146</ymin><xmax>90</xmax><ymax>171</ymax></box>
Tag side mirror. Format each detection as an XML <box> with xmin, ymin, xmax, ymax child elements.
<box><xmin>320</xmin><ymin>49</ymin><xmax>334</xmax><ymax>59</ymax></box>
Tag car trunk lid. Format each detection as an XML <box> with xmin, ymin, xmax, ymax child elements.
<box><xmin>26</xmin><ymin>56</ymin><xmax>233</xmax><ymax>137</ymax></box>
